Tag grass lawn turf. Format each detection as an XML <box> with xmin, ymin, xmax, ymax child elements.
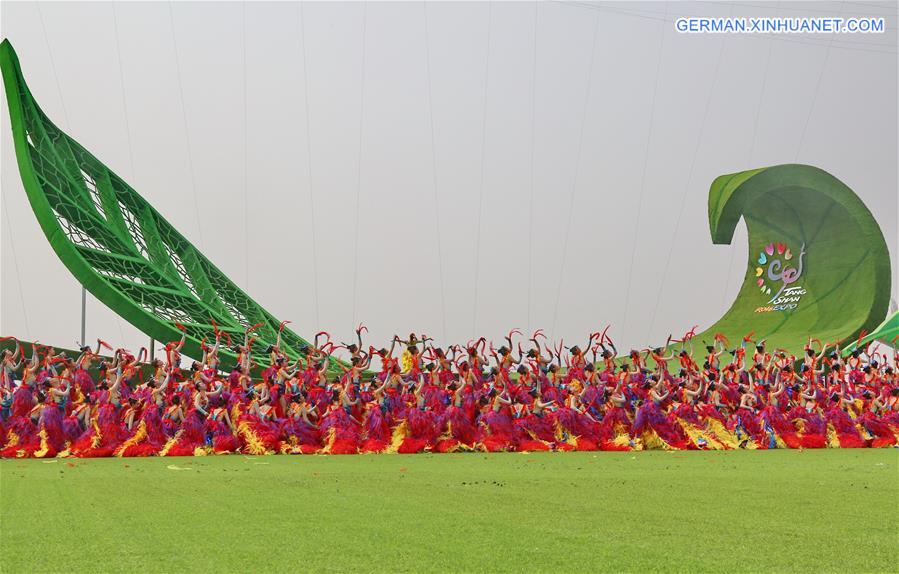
<box><xmin>1</xmin><ymin>449</ymin><xmax>897</xmax><ymax>573</ymax></box>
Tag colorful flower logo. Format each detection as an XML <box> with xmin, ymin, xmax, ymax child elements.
<box><xmin>755</xmin><ymin>241</ymin><xmax>806</xmax><ymax>303</ymax></box>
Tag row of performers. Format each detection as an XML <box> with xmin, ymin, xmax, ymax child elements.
<box><xmin>1</xmin><ymin>329</ymin><xmax>898</xmax><ymax>457</ymax></box>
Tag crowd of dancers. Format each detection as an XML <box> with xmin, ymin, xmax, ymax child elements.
<box><xmin>1</xmin><ymin>325</ymin><xmax>898</xmax><ymax>458</ymax></box>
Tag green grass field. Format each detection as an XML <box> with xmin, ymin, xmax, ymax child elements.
<box><xmin>1</xmin><ymin>450</ymin><xmax>897</xmax><ymax>573</ymax></box>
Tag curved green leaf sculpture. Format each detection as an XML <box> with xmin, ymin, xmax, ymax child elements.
<box><xmin>0</xmin><ymin>40</ymin><xmax>338</xmax><ymax>372</ymax></box>
<box><xmin>688</xmin><ymin>164</ymin><xmax>892</xmax><ymax>356</ymax></box>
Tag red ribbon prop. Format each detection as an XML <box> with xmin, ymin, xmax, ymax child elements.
<box><xmin>604</xmin><ymin>333</ymin><xmax>616</xmax><ymax>348</ymax></box>
<box><xmin>598</xmin><ymin>325</ymin><xmax>611</xmax><ymax>345</ymax></box>
<box><xmin>554</xmin><ymin>339</ymin><xmax>564</xmax><ymax>358</ymax></box>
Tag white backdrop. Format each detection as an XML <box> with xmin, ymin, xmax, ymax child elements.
<box><xmin>1</xmin><ymin>1</ymin><xmax>896</xmax><ymax>357</ymax></box>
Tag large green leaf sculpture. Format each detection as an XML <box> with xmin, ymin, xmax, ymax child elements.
<box><xmin>682</xmin><ymin>164</ymin><xmax>892</xmax><ymax>356</ymax></box>
<box><xmin>1</xmin><ymin>40</ymin><xmax>338</xmax><ymax>372</ymax></box>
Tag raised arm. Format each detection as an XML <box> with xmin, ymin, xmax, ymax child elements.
<box><xmin>659</xmin><ymin>336</ymin><xmax>676</xmax><ymax>362</ymax></box>
<box><xmin>601</xmin><ymin>341</ymin><xmax>618</xmax><ymax>361</ymax></box>
<box><xmin>159</xmin><ymin>370</ymin><xmax>172</xmax><ymax>393</ymax></box>
<box><xmin>388</xmin><ymin>336</ymin><xmax>398</xmax><ymax>357</ymax></box>
<box><xmin>355</xmin><ymin>325</ymin><xmax>365</xmax><ymax>351</ymax></box>
<box><xmin>207</xmin><ymin>384</ymin><xmax>223</xmax><ymax>400</ymax></box>
<box><xmin>771</xmin><ymin>380</ymin><xmax>785</xmax><ymax>398</ymax></box>
<box><xmin>584</xmin><ymin>333</ymin><xmax>597</xmax><ymax>356</ymax></box>
<box><xmin>359</xmin><ymin>351</ymin><xmax>372</xmax><ymax>371</ymax></box>
<box><xmin>193</xmin><ymin>392</ymin><xmax>209</xmax><ymax>416</ymax></box>
<box><xmin>110</xmin><ymin>367</ymin><xmax>124</xmax><ymax>393</ymax></box>
<box><xmin>29</xmin><ymin>344</ymin><xmax>40</xmax><ymax>368</ymax></box>
<box><xmin>49</xmin><ymin>380</ymin><xmax>70</xmax><ymax>399</ymax></box>
<box><xmin>530</xmin><ymin>336</ymin><xmax>543</xmax><ymax>358</ymax></box>
<box><xmin>536</xmin><ymin>397</ymin><xmax>555</xmax><ymax>409</ymax></box>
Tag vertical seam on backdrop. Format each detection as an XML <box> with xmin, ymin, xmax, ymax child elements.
<box><xmin>167</xmin><ymin>1</ymin><xmax>206</xmax><ymax>250</ymax></box>
<box><xmin>108</xmin><ymin>3</ymin><xmax>136</xmax><ymax>344</ymax></box>
<box><xmin>40</xmin><ymin>3</ymin><xmax>130</xmax><ymax>344</ymax></box>
<box><xmin>35</xmin><ymin>4</ymin><xmax>70</xmax><ymax>129</ymax></box>
<box><xmin>243</xmin><ymin>1</ymin><xmax>250</xmax><ymax>291</ymax></box>
<box><xmin>351</xmin><ymin>1</ymin><xmax>368</xmax><ymax>326</ymax></box>
<box><xmin>423</xmin><ymin>2</ymin><xmax>448</xmax><ymax>343</ymax></box>
<box><xmin>550</xmin><ymin>7</ymin><xmax>601</xmax><ymax>338</ymax></box>
<box><xmin>471</xmin><ymin>1</ymin><xmax>492</xmax><ymax>338</ymax></box>
<box><xmin>2</xmin><ymin>194</ymin><xmax>31</xmax><ymax>338</ymax></box>
<box><xmin>645</xmin><ymin>4</ymin><xmax>733</xmax><ymax>343</ymax></box>
<box><xmin>621</xmin><ymin>1</ymin><xmax>669</xmax><ymax>346</ymax></box>
<box><xmin>795</xmin><ymin>1</ymin><xmax>843</xmax><ymax>160</ymax></box>
<box><xmin>526</xmin><ymin>1</ymin><xmax>539</xmax><ymax>332</ymax></box>
<box><xmin>299</xmin><ymin>2</ymin><xmax>321</xmax><ymax>328</ymax></box>
<box><xmin>111</xmin><ymin>5</ymin><xmax>137</xmax><ymax>188</ymax></box>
